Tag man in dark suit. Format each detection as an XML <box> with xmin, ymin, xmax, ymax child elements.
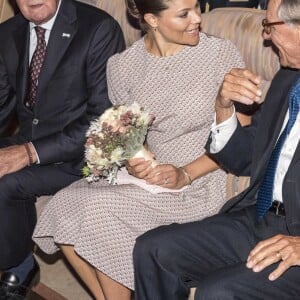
<box><xmin>133</xmin><ymin>0</ymin><xmax>300</xmax><ymax>299</ymax></box>
<box><xmin>0</xmin><ymin>0</ymin><xmax>125</xmax><ymax>298</ymax></box>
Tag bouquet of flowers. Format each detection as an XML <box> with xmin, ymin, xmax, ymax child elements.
<box><xmin>82</xmin><ymin>102</ymin><xmax>155</xmax><ymax>184</ymax></box>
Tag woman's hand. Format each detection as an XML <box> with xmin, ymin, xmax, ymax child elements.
<box><xmin>144</xmin><ymin>164</ymin><xmax>190</xmax><ymax>189</ymax></box>
<box><xmin>126</xmin><ymin>157</ymin><xmax>154</xmax><ymax>179</ymax></box>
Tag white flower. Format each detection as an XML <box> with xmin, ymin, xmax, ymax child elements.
<box><xmin>137</xmin><ymin>111</ymin><xmax>153</xmax><ymax>126</ymax></box>
<box><xmin>99</xmin><ymin>107</ymin><xmax>117</xmax><ymax>123</ymax></box>
<box><xmin>110</xmin><ymin>147</ymin><xmax>124</xmax><ymax>166</ymax></box>
<box><xmin>85</xmin><ymin>145</ymin><xmax>103</xmax><ymax>163</ymax></box>
<box><xmin>95</xmin><ymin>157</ymin><xmax>110</xmax><ymax>169</ymax></box>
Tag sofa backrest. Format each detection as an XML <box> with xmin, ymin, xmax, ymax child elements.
<box><xmin>0</xmin><ymin>0</ymin><xmax>14</xmax><ymax>23</ymax></box>
<box><xmin>201</xmin><ymin>7</ymin><xmax>279</xmax><ymax>81</ymax></box>
<box><xmin>87</xmin><ymin>0</ymin><xmax>142</xmax><ymax>47</ymax></box>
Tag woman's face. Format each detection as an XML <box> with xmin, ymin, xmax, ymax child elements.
<box><xmin>155</xmin><ymin>0</ymin><xmax>201</xmax><ymax>46</ymax></box>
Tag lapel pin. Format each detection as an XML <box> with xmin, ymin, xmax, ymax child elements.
<box><xmin>62</xmin><ymin>33</ymin><xmax>71</xmax><ymax>38</ymax></box>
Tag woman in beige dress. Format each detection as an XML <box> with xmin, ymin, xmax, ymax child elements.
<box><xmin>33</xmin><ymin>0</ymin><xmax>245</xmax><ymax>299</ymax></box>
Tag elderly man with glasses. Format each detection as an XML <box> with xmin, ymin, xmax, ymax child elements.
<box><xmin>133</xmin><ymin>0</ymin><xmax>300</xmax><ymax>299</ymax></box>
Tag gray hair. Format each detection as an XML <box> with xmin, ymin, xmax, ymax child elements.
<box><xmin>278</xmin><ymin>0</ymin><xmax>300</xmax><ymax>25</ymax></box>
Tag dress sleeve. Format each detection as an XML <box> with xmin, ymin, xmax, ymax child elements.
<box><xmin>107</xmin><ymin>53</ymin><xmax>132</xmax><ymax>106</ymax></box>
<box><xmin>215</xmin><ymin>39</ymin><xmax>245</xmax><ymax>87</ymax></box>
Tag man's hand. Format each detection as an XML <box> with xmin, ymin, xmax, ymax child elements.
<box><xmin>215</xmin><ymin>68</ymin><xmax>263</xmax><ymax>124</ymax></box>
<box><xmin>0</xmin><ymin>144</ymin><xmax>34</xmax><ymax>177</ymax></box>
<box><xmin>246</xmin><ymin>234</ymin><xmax>300</xmax><ymax>281</ymax></box>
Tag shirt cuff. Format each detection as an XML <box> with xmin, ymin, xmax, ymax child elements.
<box><xmin>30</xmin><ymin>142</ymin><xmax>40</xmax><ymax>164</ymax></box>
<box><xmin>210</xmin><ymin>109</ymin><xmax>237</xmax><ymax>153</ymax></box>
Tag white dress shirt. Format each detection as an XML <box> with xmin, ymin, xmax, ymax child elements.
<box><xmin>29</xmin><ymin>0</ymin><xmax>61</xmax><ymax>63</ymax></box>
<box><xmin>210</xmin><ymin>109</ymin><xmax>300</xmax><ymax>203</ymax></box>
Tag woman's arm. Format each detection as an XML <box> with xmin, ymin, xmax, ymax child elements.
<box><xmin>127</xmin><ymin>153</ymin><xmax>220</xmax><ymax>189</ymax></box>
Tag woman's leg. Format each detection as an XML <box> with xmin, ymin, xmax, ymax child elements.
<box><xmin>60</xmin><ymin>245</ymin><xmax>105</xmax><ymax>300</ymax></box>
<box><xmin>96</xmin><ymin>269</ymin><xmax>132</xmax><ymax>300</ymax></box>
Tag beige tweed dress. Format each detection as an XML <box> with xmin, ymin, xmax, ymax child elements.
<box><xmin>33</xmin><ymin>33</ymin><xmax>244</xmax><ymax>290</ymax></box>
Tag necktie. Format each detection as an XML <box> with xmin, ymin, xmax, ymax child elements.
<box><xmin>256</xmin><ymin>78</ymin><xmax>300</xmax><ymax>218</ymax></box>
<box><xmin>26</xmin><ymin>26</ymin><xmax>46</xmax><ymax>109</ymax></box>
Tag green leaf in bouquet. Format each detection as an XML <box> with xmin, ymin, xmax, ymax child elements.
<box><xmin>82</xmin><ymin>165</ymin><xmax>91</xmax><ymax>177</ymax></box>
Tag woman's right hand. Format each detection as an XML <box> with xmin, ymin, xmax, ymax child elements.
<box><xmin>126</xmin><ymin>158</ymin><xmax>154</xmax><ymax>179</ymax></box>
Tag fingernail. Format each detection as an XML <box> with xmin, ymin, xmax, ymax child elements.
<box><xmin>269</xmin><ymin>274</ymin><xmax>275</xmax><ymax>281</ymax></box>
<box><xmin>257</xmin><ymin>90</ymin><xmax>262</xmax><ymax>96</ymax></box>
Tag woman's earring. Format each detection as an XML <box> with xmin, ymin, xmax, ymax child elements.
<box><xmin>153</xmin><ymin>27</ymin><xmax>157</xmax><ymax>32</ymax></box>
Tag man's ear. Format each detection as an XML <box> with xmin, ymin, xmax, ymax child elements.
<box><xmin>295</xmin><ymin>24</ymin><xmax>300</xmax><ymax>48</ymax></box>
<box><xmin>144</xmin><ymin>13</ymin><xmax>158</xmax><ymax>29</ymax></box>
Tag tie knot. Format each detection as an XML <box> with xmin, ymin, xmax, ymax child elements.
<box><xmin>35</xmin><ymin>26</ymin><xmax>46</xmax><ymax>40</ymax></box>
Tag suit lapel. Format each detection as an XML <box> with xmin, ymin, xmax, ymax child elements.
<box><xmin>13</xmin><ymin>16</ymin><xmax>30</xmax><ymax>108</ymax></box>
<box><xmin>37</xmin><ymin>0</ymin><xmax>77</xmax><ymax>95</ymax></box>
<box><xmin>251</xmin><ymin>69</ymin><xmax>300</xmax><ymax>183</ymax></box>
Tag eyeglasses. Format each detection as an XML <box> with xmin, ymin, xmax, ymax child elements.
<box><xmin>262</xmin><ymin>18</ymin><xmax>285</xmax><ymax>34</ymax></box>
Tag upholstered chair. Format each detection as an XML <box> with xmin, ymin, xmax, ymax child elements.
<box><xmin>202</xmin><ymin>7</ymin><xmax>279</xmax><ymax>83</ymax></box>
<box><xmin>79</xmin><ymin>0</ymin><xmax>142</xmax><ymax>47</ymax></box>
<box><xmin>0</xmin><ymin>0</ymin><xmax>14</xmax><ymax>23</ymax></box>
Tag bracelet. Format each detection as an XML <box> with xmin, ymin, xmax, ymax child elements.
<box><xmin>24</xmin><ymin>143</ymin><xmax>34</xmax><ymax>166</ymax></box>
<box><xmin>179</xmin><ymin>166</ymin><xmax>192</xmax><ymax>185</ymax></box>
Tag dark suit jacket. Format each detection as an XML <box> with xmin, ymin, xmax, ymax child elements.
<box><xmin>0</xmin><ymin>0</ymin><xmax>125</xmax><ymax>174</ymax></box>
<box><xmin>207</xmin><ymin>68</ymin><xmax>300</xmax><ymax>235</ymax></box>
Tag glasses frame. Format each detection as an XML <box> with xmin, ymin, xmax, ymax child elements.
<box><xmin>262</xmin><ymin>18</ymin><xmax>285</xmax><ymax>34</ymax></box>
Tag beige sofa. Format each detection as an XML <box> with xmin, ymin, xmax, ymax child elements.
<box><xmin>0</xmin><ymin>0</ymin><xmax>14</xmax><ymax>23</ymax></box>
<box><xmin>0</xmin><ymin>2</ymin><xmax>279</xmax><ymax>299</ymax></box>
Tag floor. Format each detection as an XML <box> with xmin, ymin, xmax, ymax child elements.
<box><xmin>31</xmin><ymin>250</ymin><xmax>93</xmax><ymax>300</ymax></box>
<box><xmin>32</xmin><ymin>197</ymin><xmax>93</xmax><ymax>299</ymax></box>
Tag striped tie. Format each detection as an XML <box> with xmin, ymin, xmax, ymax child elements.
<box><xmin>256</xmin><ymin>78</ymin><xmax>300</xmax><ymax>218</ymax></box>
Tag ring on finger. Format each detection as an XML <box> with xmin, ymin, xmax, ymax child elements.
<box><xmin>276</xmin><ymin>251</ymin><xmax>282</xmax><ymax>260</ymax></box>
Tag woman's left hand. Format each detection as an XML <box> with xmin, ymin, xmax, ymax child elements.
<box><xmin>145</xmin><ymin>164</ymin><xmax>189</xmax><ymax>189</ymax></box>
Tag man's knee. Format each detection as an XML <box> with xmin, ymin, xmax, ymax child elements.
<box><xmin>0</xmin><ymin>173</ymin><xmax>35</xmax><ymax>202</ymax></box>
<box><xmin>134</xmin><ymin>224</ymin><xmax>179</xmax><ymax>267</ymax></box>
